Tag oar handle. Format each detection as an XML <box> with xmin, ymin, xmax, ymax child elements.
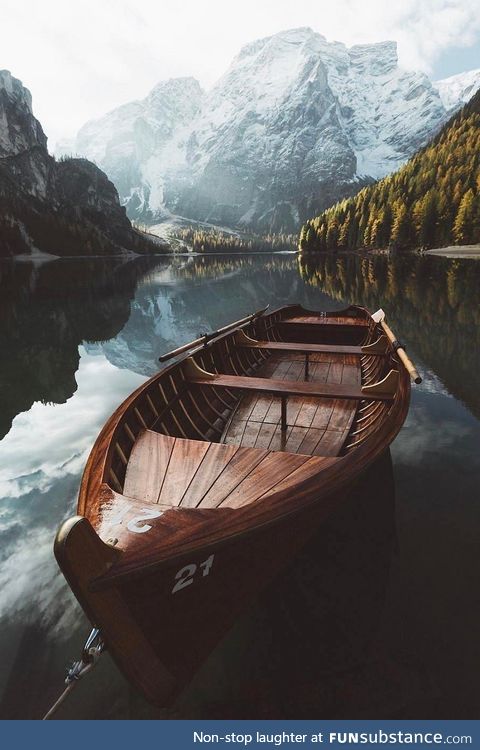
<box><xmin>380</xmin><ymin>321</ymin><xmax>422</xmax><ymax>384</ymax></box>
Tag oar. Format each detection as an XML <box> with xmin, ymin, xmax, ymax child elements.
<box><xmin>158</xmin><ymin>306</ymin><xmax>269</xmax><ymax>363</ymax></box>
<box><xmin>372</xmin><ymin>309</ymin><xmax>422</xmax><ymax>384</ymax></box>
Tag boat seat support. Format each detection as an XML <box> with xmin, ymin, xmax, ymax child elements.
<box><xmin>281</xmin><ymin>395</ymin><xmax>287</xmax><ymax>432</ymax></box>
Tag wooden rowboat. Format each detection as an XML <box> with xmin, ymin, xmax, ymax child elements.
<box><xmin>55</xmin><ymin>303</ymin><xmax>419</xmax><ymax>706</ymax></box>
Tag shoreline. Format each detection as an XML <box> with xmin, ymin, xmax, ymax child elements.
<box><xmin>425</xmin><ymin>244</ymin><xmax>480</xmax><ymax>258</ymax></box>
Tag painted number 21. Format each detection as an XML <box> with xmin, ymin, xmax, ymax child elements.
<box><xmin>171</xmin><ymin>554</ymin><xmax>215</xmax><ymax>594</ymax></box>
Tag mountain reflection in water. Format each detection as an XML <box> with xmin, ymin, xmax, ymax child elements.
<box><xmin>0</xmin><ymin>252</ymin><xmax>478</xmax><ymax>719</ymax></box>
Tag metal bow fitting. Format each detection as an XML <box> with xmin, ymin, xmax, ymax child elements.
<box><xmin>66</xmin><ymin>627</ymin><xmax>105</xmax><ymax>684</ymax></box>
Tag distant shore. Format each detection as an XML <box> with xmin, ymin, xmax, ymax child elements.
<box><xmin>426</xmin><ymin>244</ymin><xmax>480</xmax><ymax>258</ymax></box>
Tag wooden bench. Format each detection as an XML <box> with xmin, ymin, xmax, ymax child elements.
<box><xmin>282</xmin><ymin>315</ymin><xmax>371</xmax><ymax>327</ymax></box>
<box><xmin>184</xmin><ymin>359</ymin><xmax>398</xmax><ymax>432</ymax></box>
<box><xmin>235</xmin><ymin>330</ymin><xmax>388</xmax><ymax>379</ymax></box>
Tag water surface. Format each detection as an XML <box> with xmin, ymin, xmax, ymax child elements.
<box><xmin>0</xmin><ymin>252</ymin><xmax>478</xmax><ymax>719</ymax></box>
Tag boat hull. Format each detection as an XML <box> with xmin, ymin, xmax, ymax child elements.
<box><xmin>54</xmin><ymin>303</ymin><xmax>413</xmax><ymax>707</ymax></box>
<box><xmin>57</xmin><ymin>477</ymin><xmax>354</xmax><ymax>706</ymax></box>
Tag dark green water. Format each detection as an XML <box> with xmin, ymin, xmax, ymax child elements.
<box><xmin>0</xmin><ymin>252</ymin><xmax>479</xmax><ymax>719</ymax></box>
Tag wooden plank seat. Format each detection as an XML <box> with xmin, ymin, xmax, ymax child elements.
<box><xmin>234</xmin><ymin>330</ymin><xmax>388</xmax><ymax>356</ymax></box>
<box><xmin>238</xmin><ymin>340</ymin><xmax>381</xmax><ymax>355</ymax></box>
<box><xmin>122</xmin><ymin>429</ymin><xmax>337</xmax><ymax>509</ymax></box>
<box><xmin>185</xmin><ymin>359</ymin><xmax>397</xmax><ymax>436</ymax></box>
<box><xmin>185</xmin><ymin>367</ymin><xmax>396</xmax><ymax>402</ymax></box>
<box><xmin>283</xmin><ymin>315</ymin><xmax>370</xmax><ymax>327</ymax></box>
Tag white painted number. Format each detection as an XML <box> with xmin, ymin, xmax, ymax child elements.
<box><xmin>126</xmin><ymin>508</ymin><xmax>163</xmax><ymax>534</ymax></box>
<box><xmin>106</xmin><ymin>503</ymin><xmax>163</xmax><ymax>535</ymax></box>
<box><xmin>171</xmin><ymin>564</ymin><xmax>197</xmax><ymax>594</ymax></box>
<box><xmin>171</xmin><ymin>554</ymin><xmax>215</xmax><ymax>594</ymax></box>
<box><xmin>200</xmin><ymin>554</ymin><xmax>214</xmax><ymax>577</ymax></box>
<box><xmin>108</xmin><ymin>503</ymin><xmax>131</xmax><ymax>528</ymax></box>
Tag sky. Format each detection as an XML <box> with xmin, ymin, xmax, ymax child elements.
<box><xmin>1</xmin><ymin>0</ymin><xmax>480</xmax><ymax>149</ymax></box>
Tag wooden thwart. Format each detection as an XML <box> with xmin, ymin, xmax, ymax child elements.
<box><xmin>184</xmin><ymin>359</ymin><xmax>397</xmax><ymax>402</ymax></box>
<box><xmin>281</xmin><ymin>315</ymin><xmax>370</xmax><ymax>327</ymax></box>
<box><xmin>234</xmin><ymin>329</ymin><xmax>388</xmax><ymax>356</ymax></box>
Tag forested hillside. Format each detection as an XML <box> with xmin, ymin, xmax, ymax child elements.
<box><xmin>299</xmin><ymin>89</ymin><xmax>480</xmax><ymax>251</ymax></box>
<box><xmin>170</xmin><ymin>227</ymin><xmax>297</xmax><ymax>253</ymax></box>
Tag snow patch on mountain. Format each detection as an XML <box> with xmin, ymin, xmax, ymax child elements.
<box><xmin>435</xmin><ymin>68</ymin><xmax>480</xmax><ymax>111</ymax></box>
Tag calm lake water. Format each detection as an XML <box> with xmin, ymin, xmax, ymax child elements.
<box><xmin>0</xmin><ymin>252</ymin><xmax>479</xmax><ymax>719</ymax></box>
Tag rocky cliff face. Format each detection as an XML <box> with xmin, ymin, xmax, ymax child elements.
<box><xmin>67</xmin><ymin>28</ymin><xmax>479</xmax><ymax>233</ymax></box>
<box><xmin>0</xmin><ymin>71</ymin><xmax>47</xmax><ymax>157</ymax></box>
<box><xmin>0</xmin><ymin>70</ymin><xmax>161</xmax><ymax>257</ymax></box>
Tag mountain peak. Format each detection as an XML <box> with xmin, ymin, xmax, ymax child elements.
<box><xmin>0</xmin><ymin>69</ymin><xmax>33</xmax><ymax>110</ymax></box>
<box><xmin>148</xmin><ymin>76</ymin><xmax>203</xmax><ymax>99</ymax></box>
<box><xmin>270</xmin><ymin>26</ymin><xmax>319</xmax><ymax>42</ymax></box>
<box><xmin>0</xmin><ymin>69</ymin><xmax>47</xmax><ymax>156</ymax></box>
<box><xmin>235</xmin><ymin>27</ymin><xmax>321</xmax><ymax>62</ymax></box>
<box><xmin>0</xmin><ymin>70</ymin><xmax>159</xmax><ymax>257</ymax></box>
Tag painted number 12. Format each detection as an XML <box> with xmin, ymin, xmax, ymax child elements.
<box><xmin>171</xmin><ymin>554</ymin><xmax>215</xmax><ymax>594</ymax></box>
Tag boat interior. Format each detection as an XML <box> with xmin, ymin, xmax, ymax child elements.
<box><xmin>93</xmin><ymin>306</ymin><xmax>402</xmax><ymax>517</ymax></box>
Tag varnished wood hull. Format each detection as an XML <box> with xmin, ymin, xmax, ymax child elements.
<box><xmin>55</xmin><ymin>304</ymin><xmax>411</xmax><ymax>706</ymax></box>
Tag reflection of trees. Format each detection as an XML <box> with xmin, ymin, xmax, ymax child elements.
<box><xmin>174</xmin><ymin>254</ymin><xmax>296</xmax><ymax>280</ymax></box>
<box><xmin>299</xmin><ymin>254</ymin><xmax>480</xmax><ymax>417</ymax></box>
<box><xmin>0</xmin><ymin>257</ymin><xmax>162</xmax><ymax>439</ymax></box>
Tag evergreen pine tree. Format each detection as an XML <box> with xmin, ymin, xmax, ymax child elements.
<box><xmin>453</xmin><ymin>189</ymin><xmax>475</xmax><ymax>243</ymax></box>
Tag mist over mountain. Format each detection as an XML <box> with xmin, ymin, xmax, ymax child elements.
<box><xmin>64</xmin><ymin>28</ymin><xmax>480</xmax><ymax>234</ymax></box>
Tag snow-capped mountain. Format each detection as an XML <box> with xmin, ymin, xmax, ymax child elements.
<box><xmin>434</xmin><ymin>68</ymin><xmax>480</xmax><ymax>112</ymax></box>
<box><xmin>65</xmin><ymin>28</ymin><xmax>480</xmax><ymax>233</ymax></box>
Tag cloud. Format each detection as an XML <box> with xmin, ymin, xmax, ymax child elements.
<box><xmin>0</xmin><ymin>349</ymin><xmax>145</xmax><ymax>498</ymax></box>
<box><xmin>0</xmin><ymin>523</ymin><xmax>76</xmax><ymax>635</ymax></box>
<box><xmin>1</xmin><ymin>1</ymin><xmax>480</xmax><ymax>147</ymax></box>
<box><xmin>0</xmin><ymin>350</ymin><xmax>146</xmax><ymax>636</ymax></box>
<box><xmin>385</xmin><ymin>0</ymin><xmax>480</xmax><ymax>72</ymax></box>
<box><xmin>392</xmin><ymin>389</ymin><xmax>476</xmax><ymax>466</ymax></box>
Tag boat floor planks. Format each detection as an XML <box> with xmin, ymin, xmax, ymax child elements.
<box><xmin>222</xmin><ymin>351</ymin><xmax>359</xmax><ymax>456</ymax></box>
<box><xmin>122</xmin><ymin>431</ymin><xmax>316</xmax><ymax>512</ymax></box>
<box><xmin>54</xmin><ymin>303</ymin><xmax>415</xmax><ymax>708</ymax></box>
